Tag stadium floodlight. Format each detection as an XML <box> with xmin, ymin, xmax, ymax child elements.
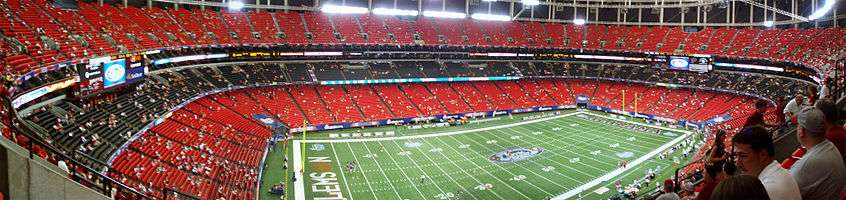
<box><xmin>321</xmin><ymin>4</ymin><xmax>369</xmax><ymax>14</ymax></box>
<box><xmin>372</xmin><ymin>8</ymin><xmax>419</xmax><ymax>16</ymax></box>
<box><xmin>762</xmin><ymin>20</ymin><xmax>774</xmax><ymax>27</ymax></box>
<box><xmin>522</xmin><ymin>0</ymin><xmax>540</xmax><ymax>6</ymax></box>
<box><xmin>227</xmin><ymin>0</ymin><xmax>244</xmax><ymax>10</ymax></box>
<box><xmin>807</xmin><ymin>0</ymin><xmax>836</xmax><ymax>20</ymax></box>
<box><xmin>471</xmin><ymin>13</ymin><xmax>511</xmax><ymax>21</ymax></box>
<box><xmin>423</xmin><ymin>11</ymin><xmax>467</xmax><ymax>19</ymax></box>
<box><xmin>573</xmin><ymin>18</ymin><xmax>586</xmax><ymax>25</ymax></box>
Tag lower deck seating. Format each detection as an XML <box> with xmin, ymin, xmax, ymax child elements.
<box><xmin>109</xmin><ymin>78</ymin><xmax>778</xmax><ymax>199</ymax></box>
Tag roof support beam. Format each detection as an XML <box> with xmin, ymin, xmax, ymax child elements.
<box><xmin>736</xmin><ymin>0</ymin><xmax>810</xmax><ymax>22</ymax></box>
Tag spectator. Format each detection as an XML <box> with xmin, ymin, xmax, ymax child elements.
<box><xmin>790</xmin><ymin>107</ymin><xmax>846</xmax><ymax>200</ymax></box>
<box><xmin>732</xmin><ymin>126</ymin><xmax>801</xmax><ymax>200</ymax></box>
<box><xmin>656</xmin><ymin>179</ymin><xmax>680</xmax><ymax>200</ymax></box>
<box><xmin>775</xmin><ymin>96</ymin><xmax>787</xmax><ymax>126</ymax></box>
<box><xmin>819</xmin><ymin>77</ymin><xmax>831</xmax><ymax>99</ymax></box>
<box><xmin>744</xmin><ymin>99</ymin><xmax>769</xmax><ymax>128</ymax></box>
<box><xmin>57</xmin><ymin>159</ymin><xmax>70</xmax><ymax>176</ymax></box>
<box><xmin>693</xmin><ymin>157</ymin><xmax>723</xmax><ymax>200</ymax></box>
<box><xmin>815</xmin><ymin>98</ymin><xmax>846</xmax><ymax>165</ymax></box>
<box><xmin>806</xmin><ymin>86</ymin><xmax>818</xmax><ymax>106</ymax></box>
<box><xmin>710</xmin><ymin>175</ymin><xmax>770</xmax><ymax>200</ymax></box>
<box><xmin>783</xmin><ymin>94</ymin><xmax>805</xmax><ymax>124</ymax></box>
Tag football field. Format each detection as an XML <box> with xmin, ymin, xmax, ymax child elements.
<box><xmin>260</xmin><ymin>111</ymin><xmax>697</xmax><ymax>200</ymax></box>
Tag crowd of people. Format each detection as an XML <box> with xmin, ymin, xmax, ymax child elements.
<box><xmin>579</xmin><ymin>114</ymin><xmax>667</xmax><ymax>135</ymax></box>
<box><xmin>651</xmin><ymin>85</ymin><xmax>845</xmax><ymax>200</ymax></box>
<box><xmin>0</xmin><ymin>48</ymin><xmax>837</xmax><ymax>200</ymax></box>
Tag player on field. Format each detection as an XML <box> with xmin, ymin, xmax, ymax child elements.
<box><xmin>346</xmin><ymin>161</ymin><xmax>356</xmax><ymax>174</ymax></box>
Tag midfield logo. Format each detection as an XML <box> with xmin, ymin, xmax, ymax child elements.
<box><xmin>488</xmin><ymin>147</ymin><xmax>544</xmax><ymax>163</ymax></box>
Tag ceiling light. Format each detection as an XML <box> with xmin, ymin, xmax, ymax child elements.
<box><xmin>763</xmin><ymin>20</ymin><xmax>774</xmax><ymax>27</ymax></box>
<box><xmin>423</xmin><ymin>11</ymin><xmax>466</xmax><ymax>19</ymax></box>
<box><xmin>227</xmin><ymin>1</ymin><xmax>244</xmax><ymax>10</ymax></box>
<box><xmin>321</xmin><ymin>4</ymin><xmax>368</xmax><ymax>14</ymax></box>
<box><xmin>573</xmin><ymin>18</ymin><xmax>586</xmax><ymax>25</ymax></box>
<box><xmin>372</xmin><ymin>8</ymin><xmax>419</xmax><ymax>16</ymax></box>
<box><xmin>471</xmin><ymin>13</ymin><xmax>511</xmax><ymax>21</ymax></box>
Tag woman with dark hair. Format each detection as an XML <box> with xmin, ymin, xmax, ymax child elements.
<box><xmin>693</xmin><ymin>154</ymin><xmax>725</xmax><ymax>200</ymax></box>
<box><xmin>710</xmin><ymin>175</ymin><xmax>770</xmax><ymax>200</ymax></box>
<box><xmin>806</xmin><ymin>86</ymin><xmax>818</xmax><ymax>106</ymax></box>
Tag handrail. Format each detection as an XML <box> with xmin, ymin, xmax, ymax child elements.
<box><xmin>9</xmin><ymin>116</ymin><xmax>153</xmax><ymax>199</ymax></box>
<box><xmin>6</xmin><ymin>41</ymin><xmax>828</xmax><ymax>98</ymax></box>
<box><xmin>673</xmin><ymin>157</ymin><xmax>705</xmax><ymax>193</ymax></box>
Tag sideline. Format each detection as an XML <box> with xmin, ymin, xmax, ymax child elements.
<box><xmin>299</xmin><ymin>112</ymin><xmax>581</xmax><ymax>143</ymax></box>
<box><xmin>293</xmin><ymin>111</ymin><xmax>694</xmax><ymax>200</ymax></box>
<box><xmin>552</xmin><ymin>112</ymin><xmax>694</xmax><ymax>200</ymax></box>
<box><xmin>292</xmin><ymin>111</ymin><xmax>581</xmax><ymax>200</ymax></box>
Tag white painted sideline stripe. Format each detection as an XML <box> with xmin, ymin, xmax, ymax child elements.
<box><xmin>293</xmin><ymin>141</ymin><xmax>305</xmax><ymax>200</ymax></box>
<box><xmin>552</xmin><ymin>112</ymin><xmax>693</xmax><ymax>200</ymax></box>
<box><xmin>293</xmin><ymin>111</ymin><xmax>578</xmax><ymax>200</ymax></box>
<box><xmin>295</xmin><ymin>111</ymin><xmax>694</xmax><ymax>200</ymax></box>
<box><xmin>301</xmin><ymin>112</ymin><xmax>581</xmax><ymax>143</ymax></box>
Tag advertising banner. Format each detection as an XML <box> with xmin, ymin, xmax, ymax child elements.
<box><xmin>252</xmin><ymin>114</ymin><xmax>285</xmax><ymax>129</ymax></box>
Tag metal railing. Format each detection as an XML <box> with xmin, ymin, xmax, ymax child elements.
<box><xmin>9</xmin><ymin>116</ymin><xmax>153</xmax><ymax>199</ymax></box>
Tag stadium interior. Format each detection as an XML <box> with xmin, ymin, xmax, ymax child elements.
<box><xmin>0</xmin><ymin>0</ymin><xmax>844</xmax><ymax>199</ymax></box>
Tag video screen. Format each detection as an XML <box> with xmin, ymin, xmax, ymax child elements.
<box><xmin>103</xmin><ymin>59</ymin><xmax>127</xmax><ymax>88</ymax></box>
<box><xmin>668</xmin><ymin>57</ymin><xmax>690</xmax><ymax>70</ymax></box>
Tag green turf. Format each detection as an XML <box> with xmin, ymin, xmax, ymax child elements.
<box><xmin>259</xmin><ymin>110</ymin><xmax>696</xmax><ymax>200</ymax></box>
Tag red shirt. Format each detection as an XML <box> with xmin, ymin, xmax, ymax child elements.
<box><xmin>743</xmin><ymin>112</ymin><xmax>765</xmax><ymax>128</ymax></box>
<box><xmin>826</xmin><ymin>126</ymin><xmax>846</xmax><ymax>166</ymax></box>
<box><xmin>694</xmin><ymin>178</ymin><xmax>720</xmax><ymax>200</ymax></box>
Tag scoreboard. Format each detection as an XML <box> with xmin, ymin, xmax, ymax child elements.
<box><xmin>78</xmin><ymin>55</ymin><xmax>147</xmax><ymax>96</ymax></box>
<box><xmin>664</xmin><ymin>54</ymin><xmax>713</xmax><ymax>72</ymax></box>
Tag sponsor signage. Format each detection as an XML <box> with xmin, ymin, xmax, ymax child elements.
<box><xmin>320</xmin><ymin>76</ymin><xmax>521</xmax><ymax>85</ymax></box>
<box><xmin>12</xmin><ymin>77</ymin><xmax>79</xmax><ymax>108</ymax></box>
<box><xmin>252</xmin><ymin>114</ymin><xmax>285</xmax><ymax>129</ymax></box>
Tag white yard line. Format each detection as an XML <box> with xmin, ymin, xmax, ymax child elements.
<box><xmin>582</xmin><ymin>112</ymin><xmax>692</xmax><ymax>134</ymax></box>
<box><xmin>374</xmin><ymin>141</ymin><xmax>440</xmax><ymax>200</ymax></box>
<box><xmin>541</xmin><ymin>120</ymin><xmax>663</xmax><ymax>154</ymax></box>
<box><xmin>345</xmin><ymin>143</ymin><xmax>381</xmax><ymax>200</ymax></box>
<box><xmin>330</xmin><ymin>143</ymin><xmax>354</xmax><ymax>200</ymax></box>
<box><xmin>553</xmin><ymin>117</ymin><xmax>672</xmax><ymax>145</ymax></box>
<box><xmin>420</xmin><ymin>138</ymin><xmax>525</xmax><ymax>199</ymax></box>
<box><xmin>456</xmin><ymin>131</ymin><xmax>586</xmax><ymax>183</ymax></box>
<box><xmin>360</xmin><ymin>143</ymin><xmax>409</xmax><ymax>199</ymax></box>
<box><xmin>485</xmin><ymin>127</ymin><xmax>608</xmax><ymax>175</ymax></box>
<box><xmin>296</xmin><ymin>111</ymin><xmax>694</xmax><ymax>200</ymax></box>
<box><xmin>388</xmin><ymin>140</ymin><xmax>478</xmax><ymax>200</ymax></box>
<box><xmin>301</xmin><ymin>112</ymin><xmax>581</xmax><ymax>143</ymax></box>
<box><xmin>436</xmin><ymin>135</ymin><xmax>558</xmax><ymax>195</ymax></box>
<box><xmin>575</xmin><ymin>163</ymin><xmax>666</xmax><ymax>200</ymax></box>
<box><xmin>552</xmin><ymin>113</ymin><xmax>693</xmax><ymax>200</ymax></box>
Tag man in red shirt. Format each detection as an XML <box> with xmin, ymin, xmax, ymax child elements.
<box><xmin>743</xmin><ymin>99</ymin><xmax>770</xmax><ymax>128</ymax></box>
<box><xmin>816</xmin><ymin>98</ymin><xmax>846</xmax><ymax>165</ymax></box>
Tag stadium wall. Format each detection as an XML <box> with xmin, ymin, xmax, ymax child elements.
<box><xmin>0</xmin><ymin>136</ymin><xmax>109</xmax><ymax>200</ymax></box>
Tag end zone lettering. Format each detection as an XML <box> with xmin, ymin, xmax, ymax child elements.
<box><xmin>310</xmin><ymin>172</ymin><xmax>346</xmax><ymax>200</ymax></box>
<box><xmin>308</xmin><ymin>157</ymin><xmax>346</xmax><ymax>200</ymax></box>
